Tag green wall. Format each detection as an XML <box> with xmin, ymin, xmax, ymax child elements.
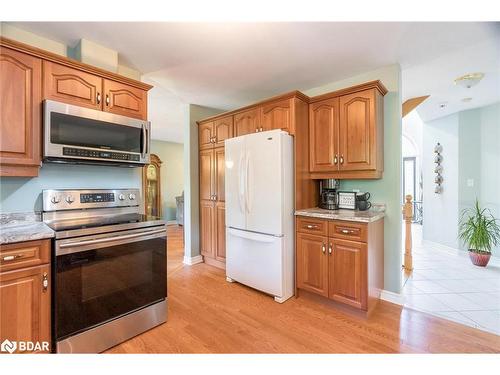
<box><xmin>304</xmin><ymin>64</ymin><xmax>403</xmax><ymax>293</ymax></box>
<box><xmin>150</xmin><ymin>140</ymin><xmax>184</xmax><ymax>221</ymax></box>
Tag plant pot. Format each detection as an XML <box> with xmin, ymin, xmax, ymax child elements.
<box><xmin>468</xmin><ymin>250</ymin><xmax>491</xmax><ymax>267</ymax></box>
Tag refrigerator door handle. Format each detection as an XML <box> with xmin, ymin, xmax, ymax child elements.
<box><xmin>238</xmin><ymin>153</ymin><xmax>245</xmax><ymax>214</ymax></box>
<box><xmin>227</xmin><ymin>227</ymin><xmax>279</xmax><ymax>243</ymax></box>
<box><xmin>245</xmin><ymin>152</ymin><xmax>251</xmax><ymax>214</ymax></box>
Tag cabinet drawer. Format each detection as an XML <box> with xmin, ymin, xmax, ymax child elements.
<box><xmin>296</xmin><ymin>217</ymin><xmax>328</xmax><ymax>236</ymax></box>
<box><xmin>328</xmin><ymin>221</ymin><xmax>367</xmax><ymax>242</ymax></box>
<box><xmin>0</xmin><ymin>240</ymin><xmax>50</xmax><ymax>272</ymax></box>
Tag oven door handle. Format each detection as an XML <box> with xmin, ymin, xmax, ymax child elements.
<box><xmin>59</xmin><ymin>228</ymin><xmax>166</xmax><ymax>249</ymax></box>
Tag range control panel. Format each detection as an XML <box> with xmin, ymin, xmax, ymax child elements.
<box><xmin>80</xmin><ymin>193</ymin><xmax>115</xmax><ymax>204</ymax></box>
<box><xmin>63</xmin><ymin>147</ymin><xmax>140</xmax><ymax>162</ymax></box>
<box><xmin>42</xmin><ymin>189</ymin><xmax>140</xmax><ymax>212</ymax></box>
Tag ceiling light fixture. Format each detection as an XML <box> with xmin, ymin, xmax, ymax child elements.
<box><xmin>454</xmin><ymin>73</ymin><xmax>485</xmax><ymax>89</ymax></box>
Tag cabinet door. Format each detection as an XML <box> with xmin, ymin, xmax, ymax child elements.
<box><xmin>261</xmin><ymin>98</ymin><xmax>293</xmax><ymax>134</ymax></box>
<box><xmin>309</xmin><ymin>98</ymin><xmax>339</xmax><ymax>172</ymax></box>
<box><xmin>0</xmin><ymin>47</ymin><xmax>42</xmax><ymax>177</ymax></box>
<box><xmin>296</xmin><ymin>233</ymin><xmax>329</xmax><ymax>297</ymax></box>
<box><xmin>214</xmin><ymin>148</ymin><xmax>225</xmax><ymax>202</ymax></box>
<box><xmin>328</xmin><ymin>238</ymin><xmax>367</xmax><ymax>310</ymax></box>
<box><xmin>0</xmin><ymin>264</ymin><xmax>50</xmax><ymax>353</ymax></box>
<box><xmin>215</xmin><ymin>202</ymin><xmax>226</xmax><ymax>261</ymax></box>
<box><xmin>43</xmin><ymin>61</ymin><xmax>102</xmax><ymax>110</ymax></box>
<box><xmin>199</xmin><ymin>122</ymin><xmax>214</xmax><ymax>150</ymax></box>
<box><xmin>338</xmin><ymin>89</ymin><xmax>376</xmax><ymax>171</ymax></box>
<box><xmin>103</xmin><ymin>79</ymin><xmax>147</xmax><ymax>120</ymax></box>
<box><xmin>214</xmin><ymin>116</ymin><xmax>233</xmax><ymax>147</ymax></box>
<box><xmin>199</xmin><ymin>149</ymin><xmax>215</xmax><ymax>201</ymax></box>
<box><xmin>200</xmin><ymin>200</ymin><xmax>215</xmax><ymax>258</ymax></box>
<box><xmin>234</xmin><ymin>108</ymin><xmax>260</xmax><ymax>136</ymax></box>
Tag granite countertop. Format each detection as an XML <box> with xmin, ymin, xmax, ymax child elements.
<box><xmin>0</xmin><ymin>213</ymin><xmax>55</xmax><ymax>245</ymax></box>
<box><xmin>295</xmin><ymin>206</ymin><xmax>385</xmax><ymax>223</ymax></box>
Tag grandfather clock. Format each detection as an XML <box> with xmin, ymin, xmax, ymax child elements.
<box><xmin>142</xmin><ymin>154</ymin><xmax>162</xmax><ymax>217</ymax></box>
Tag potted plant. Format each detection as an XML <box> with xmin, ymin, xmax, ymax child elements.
<box><xmin>459</xmin><ymin>200</ymin><xmax>500</xmax><ymax>267</ymax></box>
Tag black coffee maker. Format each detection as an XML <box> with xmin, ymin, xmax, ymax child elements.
<box><xmin>319</xmin><ymin>179</ymin><xmax>340</xmax><ymax>210</ymax></box>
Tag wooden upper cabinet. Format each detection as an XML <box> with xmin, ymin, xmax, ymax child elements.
<box><xmin>234</xmin><ymin>108</ymin><xmax>261</xmax><ymax>136</ymax></box>
<box><xmin>214</xmin><ymin>116</ymin><xmax>233</xmax><ymax>147</ymax></box>
<box><xmin>43</xmin><ymin>61</ymin><xmax>102</xmax><ymax>110</ymax></box>
<box><xmin>328</xmin><ymin>239</ymin><xmax>367</xmax><ymax>310</ymax></box>
<box><xmin>103</xmin><ymin>79</ymin><xmax>147</xmax><ymax>120</ymax></box>
<box><xmin>309</xmin><ymin>98</ymin><xmax>339</xmax><ymax>172</ymax></box>
<box><xmin>339</xmin><ymin>89</ymin><xmax>377</xmax><ymax>171</ymax></box>
<box><xmin>0</xmin><ymin>47</ymin><xmax>42</xmax><ymax>177</ymax></box>
<box><xmin>0</xmin><ymin>264</ymin><xmax>51</xmax><ymax>353</ymax></box>
<box><xmin>199</xmin><ymin>122</ymin><xmax>214</xmax><ymax>150</ymax></box>
<box><xmin>261</xmin><ymin>98</ymin><xmax>293</xmax><ymax>134</ymax></box>
<box><xmin>296</xmin><ymin>233</ymin><xmax>329</xmax><ymax>297</ymax></box>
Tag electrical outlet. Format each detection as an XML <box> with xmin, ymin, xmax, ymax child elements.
<box><xmin>467</xmin><ymin>179</ymin><xmax>474</xmax><ymax>187</ymax></box>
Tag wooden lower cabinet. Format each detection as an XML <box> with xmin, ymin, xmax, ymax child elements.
<box><xmin>296</xmin><ymin>233</ymin><xmax>329</xmax><ymax>297</ymax></box>
<box><xmin>296</xmin><ymin>217</ymin><xmax>383</xmax><ymax>313</ymax></box>
<box><xmin>200</xmin><ymin>199</ymin><xmax>215</xmax><ymax>258</ymax></box>
<box><xmin>215</xmin><ymin>202</ymin><xmax>226</xmax><ymax>261</ymax></box>
<box><xmin>0</xmin><ymin>240</ymin><xmax>51</xmax><ymax>353</ymax></box>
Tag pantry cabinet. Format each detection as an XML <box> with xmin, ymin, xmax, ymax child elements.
<box><xmin>0</xmin><ymin>46</ymin><xmax>42</xmax><ymax>177</ymax></box>
<box><xmin>295</xmin><ymin>216</ymin><xmax>383</xmax><ymax>313</ymax></box>
<box><xmin>0</xmin><ymin>240</ymin><xmax>51</xmax><ymax>353</ymax></box>
<box><xmin>309</xmin><ymin>82</ymin><xmax>387</xmax><ymax>179</ymax></box>
<box><xmin>199</xmin><ymin>147</ymin><xmax>227</xmax><ymax>266</ymax></box>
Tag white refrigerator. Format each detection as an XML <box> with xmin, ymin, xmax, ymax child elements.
<box><xmin>224</xmin><ymin>129</ymin><xmax>294</xmax><ymax>303</ymax></box>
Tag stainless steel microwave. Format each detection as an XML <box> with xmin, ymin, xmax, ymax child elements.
<box><xmin>44</xmin><ymin>100</ymin><xmax>150</xmax><ymax>167</ymax></box>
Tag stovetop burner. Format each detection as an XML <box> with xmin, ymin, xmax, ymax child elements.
<box><xmin>46</xmin><ymin>213</ymin><xmax>161</xmax><ymax>232</ymax></box>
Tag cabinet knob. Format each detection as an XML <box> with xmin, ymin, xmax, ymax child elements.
<box><xmin>255</xmin><ymin>128</ymin><xmax>259</xmax><ymax>133</ymax></box>
<box><xmin>260</xmin><ymin>127</ymin><xmax>263</xmax><ymax>132</ymax></box>
<box><xmin>97</xmin><ymin>92</ymin><xmax>101</xmax><ymax>104</ymax></box>
<box><xmin>333</xmin><ymin>154</ymin><xmax>338</xmax><ymax>165</ymax></box>
<box><xmin>322</xmin><ymin>244</ymin><xmax>326</xmax><ymax>254</ymax></box>
<box><xmin>105</xmin><ymin>94</ymin><xmax>110</xmax><ymax>106</ymax></box>
<box><xmin>328</xmin><ymin>244</ymin><xmax>332</xmax><ymax>255</ymax></box>
<box><xmin>42</xmin><ymin>272</ymin><xmax>49</xmax><ymax>292</ymax></box>
<box><xmin>340</xmin><ymin>155</ymin><xmax>344</xmax><ymax>164</ymax></box>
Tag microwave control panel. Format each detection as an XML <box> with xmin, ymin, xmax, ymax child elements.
<box><xmin>63</xmin><ymin>147</ymin><xmax>140</xmax><ymax>161</ymax></box>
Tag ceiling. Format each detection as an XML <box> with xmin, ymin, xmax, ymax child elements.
<box><xmin>8</xmin><ymin>22</ymin><xmax>500</xmax><ymax>141</ymax></box>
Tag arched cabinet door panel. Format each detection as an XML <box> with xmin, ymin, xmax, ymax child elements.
<box><xmin>261</xmin><ymin>98</ymin><xmax>293</xmax><ymax>134</ymax></box>
<box><xmin>309</xmin><ymin>98</ymin><xmax>339</xmax><ymax>172</ymax></box>
<box><xmin>43</xmin><ymin>61</ymin><xmax>102</xmax><ymax>110</ymax></box>
<box><xmin>103</xmin><ymin>79</ymin><xmax>147</xmax><ymax>120</ymax></box>
<box><xmin>234</xmin><ymin>108</ymin><xmax>260</xmax><ymax>137</ymax></box>
<box><xmin>0</xmin><ymin>47</ymin><xmax>42</xmax><ymax>176</ymax></box>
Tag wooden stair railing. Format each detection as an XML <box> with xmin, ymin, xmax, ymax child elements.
<box><xmin>402</xmin><ymin>195</ymin><xmax>413</xmax><ymax>273</ymax></box>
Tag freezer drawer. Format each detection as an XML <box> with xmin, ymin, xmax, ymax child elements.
<box><xmin>226</xmin><ymin>227</ymin><xmax>285</xmax><ymax>298</ymax></box>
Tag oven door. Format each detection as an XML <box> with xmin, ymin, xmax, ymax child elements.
<box><xmin>44</xmin><ymin>100</ymin><xmax>150</xmax><ymax>165</ymax></box>
<box><xmin>54</xmin><ymin>226</ymin><xmax>166</xmax><ymax>342</ymax></box>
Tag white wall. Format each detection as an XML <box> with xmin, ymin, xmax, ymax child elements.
<box><xmin>422</xmin><ymin>114</ymin><xmax>460</xmax><ymax>248</ymax></box>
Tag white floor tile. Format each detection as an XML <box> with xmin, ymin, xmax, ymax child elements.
<box><xmin>404</xmin><ymin>294</ymin><xmax>454</xmax><ymax>312</ymax></box>
<box><xmin>461</xmin><ymin>292</ymin><xmax>500</xmax><ymax>310</ymax></box>
<box><xmin>434</xmin><ymin>279</ymin><xmax>484</xmax><ymax>293</ymax></box>
<box><xmin>410</xmin><ymin>280</ymin><xmax>451</xmax><ymax>293</ymax></box>
<box><xmin>460</xmin><ymin>310</ymin><xmax>500</xmax><ymax>334</ymax></box>
<box><xmin>432</xmin><ymin>311</ymin><xmax>478</xmax><ymax>328</ymax></box>
<box><xmin>434</xmin><ymin>293</ymin><xmax>484</xmax><ymax>311</ymax></box>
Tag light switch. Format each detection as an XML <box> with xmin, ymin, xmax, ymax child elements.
<box><xmin>467</xmin><ymin>179</ymin><xmax>474</xmax><ymax>187</ymax></box>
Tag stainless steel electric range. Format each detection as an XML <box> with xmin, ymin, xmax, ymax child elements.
<box><xmin>42</xmin><ymin>189</ymin><xmax>167</xmax><ymax>353</ymax></box>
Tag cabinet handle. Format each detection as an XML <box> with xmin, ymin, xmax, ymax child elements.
<box><xmin>328</xmin><ymin>244</ymin><xmax>332</xmax><ymax>255</ymax></box>
<box><xmin>255</xmin><ymin>128</ymin><xmax>259</xmax><ymax>133</ymax></box>
<box><xmin>340</xmin><ymin>155</ymin><xmax>344</xmax><ymax>164</ymax></box>
<box><xmin>42</xmin><ymin>272</ymin><xmax>48</xmax><ymax>292</ymax></box>
<box><xmin>105</xmin><ymin>94</ymin><xmax>110</xmax><ymax>106</ymax></box>
<box><xmin>322</xmin><ymin>244</ymin><xmax>326</xmax><ymax>254</ymax></box>
<box><xmin>213</xmin><ymin>194</ymin><xmax>217</xmax><ymax>201</ymax></box>
<box><xmin>96</xmin><ymin>92</ymin><xmax>101</xmax><ymax>104</ymax></box>
<box><xmin>260</xmin><ymin>127</ymin><xmax>263</xmax><ymax>132</ymax></box>
<box><xmin>333</xmin><ymin>154</ymin><xmax>338</xmax><ymax>165</ymax></box>
<box><xmin>306</xmin><ymin>224</ymin><xmax>317</xmax><ymax>229</ymax></box>
<box><xmin>341</xmin><ymin>229</ymin><xmax>354</xmax><ymax>234</ymax></box>
<box><xmin>2</xmin><ymin>254</ymin><xmax>21</xmax><ymax>262</ymax></box>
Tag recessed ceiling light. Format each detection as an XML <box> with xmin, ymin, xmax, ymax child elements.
<box><xmin>439</xmin><ymin>102</ymin><xmax>447</xmax><ymax>109</ymax></box>
<box><xmin>454</xmin><ymin>73</ymin><xmax>485</xmax><ymax>88</ymax></box>
<box><xmin>462</xmin><ymin>97</ymin><xmax>473</xmax><ymax>102</ymax></box>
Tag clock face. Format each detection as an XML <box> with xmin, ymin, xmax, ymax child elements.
<box><xmin>146</xmin><ymin>164</ymin><xmax>157</xmax><ymax>180</ymax></box>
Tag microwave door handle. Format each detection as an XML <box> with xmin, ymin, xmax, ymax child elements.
<box><xmin>141</xmin><ymin>123</ymin><xmax>146</xmax><ymax>159</ymax></box>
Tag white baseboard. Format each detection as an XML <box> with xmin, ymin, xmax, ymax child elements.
<box><xmin>166</xmin><ymin>220</ymin><xmax>178</xmax><ymax>225</ymax></box>
<box><xmin>183</xmin><ymin>255</ymin><xmax>203</xmax><ymax>266</ymax></box>
<box><xmin>380</xmin><ymin>289</ymin><xmax>404</xmax><ymax>306</ymax></box>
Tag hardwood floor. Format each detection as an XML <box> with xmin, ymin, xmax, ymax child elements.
<box><xmin>166</xmin><ymin>224</ymin><xmax>185</xmax><ymax>276</ymax></box>
<box><xmin>107</xmin><ymin>225</ymin><xmax>500</xmax><ymax>354</ymax></box>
